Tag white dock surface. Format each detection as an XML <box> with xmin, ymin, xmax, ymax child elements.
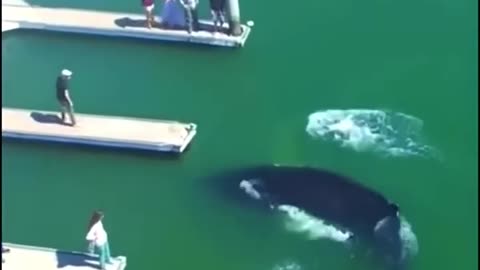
<box><xmin>2</xmin><ymin>108</ymin><xmax>197</xmax><ymax>153</ymax></box>
<box><xmin>2</xmin><ymin>243</ymin><xmax>127</xmax><ymax>270</ymax></box>
<box><xmin>1</xmin><ymin>2</ymin><xmax>252</xmax><ymax>47</ymax></box>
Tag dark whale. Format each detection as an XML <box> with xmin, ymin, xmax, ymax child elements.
<box><xmin>216</xmin><ymin>164</ymin><xmax>417</xmax><ymax>270</ymax></box>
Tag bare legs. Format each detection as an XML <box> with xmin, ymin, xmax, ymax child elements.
<box><xmin>144</xmin><ymin>6</ymin><xmax>155</xmax><ymax>29</ymax></box>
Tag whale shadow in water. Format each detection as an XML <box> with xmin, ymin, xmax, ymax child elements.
<box><xmin>211</xmin><ymin>164</ymin><xmax>417</xmax><ymax>270</ymax></box>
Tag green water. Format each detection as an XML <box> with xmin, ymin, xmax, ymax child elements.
<box><xmin>2</xmin><ymin>0</ymin><xmax>478</xmax><ymax>270</ymax></box>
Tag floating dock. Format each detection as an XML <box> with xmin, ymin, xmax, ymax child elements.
<box><xmin>1</xmin><ymin>2</ymin><xmax>252</xmax><ymax>47</ymax></box>
<box><xmin>1</xmin><ymin>108</ymin><xmax>197</xmax><ymax>153</ymax></box>
<box><xmin>2</xmin><ymin>242</ymin><xmax>127</xmax><ymax>270</ymax></box>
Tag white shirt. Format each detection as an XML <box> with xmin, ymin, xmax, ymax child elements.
<box><xmin>86</xmin><ymin>221</ymin><xmax>108</xmax><ymax>246</ymax></box>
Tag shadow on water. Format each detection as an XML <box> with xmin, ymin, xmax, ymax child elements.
<box><xmin>55</xmin><ymin>251</ymin><xmax>98</xmax><ymax>269</ymax></box>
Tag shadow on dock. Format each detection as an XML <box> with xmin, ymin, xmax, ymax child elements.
<box><xmin>56</xmin><ymin>251</ymin><xmax>98</xmax><ymax>269</ymax></box>
<box><xmin>30</xmin><ymin>112</ymin><xmax>68</xmax><ymax>126</ymax></box>
<box><xmin>114</xmin><ymin>17</ymin><xmax>150</xmax><ymax>29</ymax></box>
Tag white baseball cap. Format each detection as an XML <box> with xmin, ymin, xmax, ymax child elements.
<box><xmin>61</xmin><ymin>69</ymin><xmax>73</xmax><ymax>76</ymax></box>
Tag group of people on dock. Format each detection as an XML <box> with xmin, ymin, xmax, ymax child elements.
<box><xmin>142</xmin><ymin>0</ymin><xmax>227</xmax><ymax>34</ymax></box>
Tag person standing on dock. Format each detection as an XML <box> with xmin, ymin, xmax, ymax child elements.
<box><xmin>56</xmin><ymin>69</ymin><xmax>76</xmax><ymax>126</ymax></box>
<box><xmin>142</xmin><ymin>0</ymin><xmax>156</xmax><ymax>29</ymax></box>
<box><xmin>179</xmin><ymin>0</ymin><xmax>199</xmax><ymax>33</ymax></box>
<box><xmin>86</xmin><ymin>211</ymin><xmax>113</xmax><ymax>270</ymax></box>
<box><xmin>209</xmin><ymin>0</ymin><xmax>226</xmax><ymax>33</ymax></box>
<box><xmin>160</xmin><ymin>0</ymin><xmax>185</xmax><ymax>29</ymax></box>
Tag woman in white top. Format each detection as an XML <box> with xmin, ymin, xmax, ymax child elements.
<box><xmin>86</xmin><ymin>211</ymin><xmax>113</xmax><ymax>270</ymax></box>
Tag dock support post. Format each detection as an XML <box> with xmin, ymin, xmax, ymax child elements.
<box><xmin>226</xmin><ymin>0</ymin><xmax>242</xmax><ymax>36</ymax></box>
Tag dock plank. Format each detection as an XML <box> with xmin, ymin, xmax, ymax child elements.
<box><xmin>2</xmin><ymin>108</ymin><xmax>197</xmax><ymax>153</ymax></box>
<box><xmin>2</xmin><ymin>243</ymin><xmax>126</xmax><ymax>270</ymax></box>
<box><xmin>2</xmin><ymin>4</ymin><xmax>252</xmax><ymax>47</ymax></box>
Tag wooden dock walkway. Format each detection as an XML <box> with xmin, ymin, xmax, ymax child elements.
<box><xmin>1</xmin><ymin>2</ymin><xmax>252</xmax><ymax>47</ymax></box>
<box><xmin>1</xmin><ymin>108</ymin><xmax>197</xmax><ymax>153</ymax></box>
<box><xmin>2</xmin><ymin>242</ymin><xmax>127</xmax><ymax>270</ymax></box>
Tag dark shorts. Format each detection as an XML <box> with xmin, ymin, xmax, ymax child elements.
<box><xmin>59</xmin><ymin>100</ymin><xmax>73</xmax><ymax>110</ymax></box>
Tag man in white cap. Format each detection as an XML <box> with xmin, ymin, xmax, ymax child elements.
<box><xmin>56</xmin><ymin>69</ymin><xmax>76</xmax><ymax>126</ymax></box>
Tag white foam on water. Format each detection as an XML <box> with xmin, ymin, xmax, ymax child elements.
<box><xmin>272</xmin><ymin>260</ymin><xmax>303</xmax><ymax>270</ymax></box>
<box><xmin>306</xmin><ymin>109</ymin><xmax>438</xmax><ymax>158</ymax></box>
<box><xmin>276</xmin><ymin>205</ymin><xmax>353</xmax><ymax>242</ymax></box>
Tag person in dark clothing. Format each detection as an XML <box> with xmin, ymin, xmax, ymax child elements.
<box><xmin>179</xmin><ymin>0</ymin><xmax>199</xmax><ymax>33</ymax></box>
<box><xmin>56</xmin><ymin>69</ymin><xmax>76</xmax><ymax>126</ymax></box>
<box><xmin>209</xmin><ymin>0</ymin><xmax>226</xmax><ymax>33</ymax></box>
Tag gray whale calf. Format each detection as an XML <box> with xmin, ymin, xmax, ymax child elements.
<box><xmin>217</xmin><ymin>164</ymin><xmax>418</xmax><ymax>270</ymax></box>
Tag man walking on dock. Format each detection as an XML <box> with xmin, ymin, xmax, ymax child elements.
<box><xmin>56</xmin><ymin>69</ymin><xmax>76</xmax><ymax>126</ymax></box>
<box><xmin>179</xmin><ymin>0</ymin><xmax>199</xmax><ymax>33</ymax></box>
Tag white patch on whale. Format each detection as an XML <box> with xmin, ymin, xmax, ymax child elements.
<box><xmin>374</xmin><ymin>214</ymin><xmax>419</xmax><ymax>260</ymax></box>
<box><xmin>398</xmin><ymin>215</ymin><xmax>419</xmax><ymax>259</ymax></box>
<box><xmin>239</xmin><ymin>179</ymin><xmax>262</xmax><ymax>200</ymax></box>
<box><xmin>239</xmin><ymin>180</ymin><xmax>353</xmax><ymax>243</ymax></box>
<box><xmin>277</xmin><ymin>204</ymin><xmax>353</xmax><ymax>243</ymax></box>
<box><xmin>306</xmin><ymin>109</ymin><xmax>438</xmax><ymax>158</ymax></box>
